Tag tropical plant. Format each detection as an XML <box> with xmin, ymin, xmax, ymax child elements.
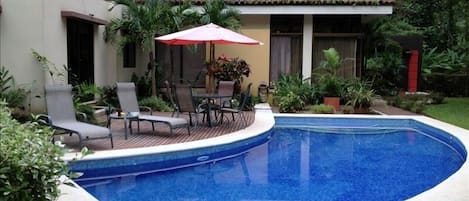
<box><xmin>105</xmin><ymin>0</ymin><xmax>172</xmax><ymax>96</ymax></box>
<box><xmin>199</xmin><ymin>0</ymin><xmax>241</xmax><ymax>30</ymax></box>
<box><xmin>346</xmin><ymin>81</ymin><xmax>375</xmax><ymax>110</ymax></box>
<box><xmin>273</xmin><ymin>74</ymin><xmax>315</xmax><ymax>106</ymax></box>
<box><xmin>131</xmin><ymin>72</ymin><xmax>152</xmax><ymax>98</ymax></box>
<box><xmin>213</xmin><ymin>56</ymin><xmax>251</xmax><ymax>84</ymax></box>
<box><xmin>32</xmin><ymin>50</ymin><xmax>69</xmax><ymax>84</ymax></box>
<box><xmin>0</xmin><ymin>102</ymin><xmax>67</xmax><ymax>201</ymax></box>
<box><xmin>314</xmin><ymin>48</ymin><xmax>345</xmax><ymax>98</ymax></box>
<box><xmin>278</xmin><ymin>91</ymin><xmax>304</xmax><ymax>113</ymax></box>
<box><xmin>96</xmin><ymin>85</ymin><xmax>119</xmax><ymax>109</ymax></box>
<box><xmin>138</xmin><ymin>96</ymin><xmax>172</xmax><ymax>112</ymax></box>
<box><xmin>73</xmin><ymin>82</ymin><xmax>101</xmax><ymax>102</ymax></box>
<box><xmin>0</xmin><ymin>66</ymin><xmax>29</xmax><ymax>110</ymax></box>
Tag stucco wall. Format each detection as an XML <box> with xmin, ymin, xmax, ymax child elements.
<box><xmin>0</xmin><ymin>0</ymin><xmax>124</xmax><ymax>112</ymax></box>
<box><xmin>215</xmin><ymin>15</ymin><xmax>270</xmax><ymax>96</ymax></box>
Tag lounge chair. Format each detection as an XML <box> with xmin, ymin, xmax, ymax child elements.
<box><xmin>220</xmin><ymin>82</ymin><xmax>252</xmax><ymax>127</ymax></box>
<box><xmin>116</xmin><ymin>82</ymin><xmax>190</xmax><ymax>135</ymax></box>
<box><xmin>42</xmin><ymin>84</ymin><xmax>113</xmax><ymax>148</ymax></box>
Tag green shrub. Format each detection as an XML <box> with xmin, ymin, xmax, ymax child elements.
<box><xmin>278</xmin><ymin>91</ymin><xmax>305</xmax><ymax>113</ymax></box>
<box><xmin>0</xmin><ymin>103</ymin><xmax>67</xmax><ymax>201</ymax></box>
<box><xmin>428</xmin><ymin>92</ymin><xmax>445</xmax><ymax>104</ymax></box>
<box><xmin>73</xmin><ymin>82</ymin><xmax>101</xmax><ymax>102</ymax></box>
<box><xmin>411</xmin><ymin>101</ymin><xmax>426</xmax><ymax>113</ymax></box>
<box><xmin>139</xmin><ymin>96</ymin><xmax>172</xmax><ymax>112</ymax></box>
<box><xmin>341</xmin><ymin>105</ymin><xmax>354</xmax><ymax>114</ymax></box>
<box><xmin>97</xmin><ymin>85</ymin><xmax>119</xmax><ymax>108</ymax></box>
<box><xmin>274</xmin><ymin>74</ymin><xmax>315</xmax><ymax>107</ymax></box>
<box><xmin>131</xmin><ymin>73</ymin><xmax>151</xmax><ymax>98</ymax></box>
<box><xmin>310</xmin><ymin>104</ymin><xmax>335</xmax><ymax>114</ymax></box>
<box><xmin>73</xmin><ymin>100</ymin><xmax>97</xmax><ymax>123</ymax></box>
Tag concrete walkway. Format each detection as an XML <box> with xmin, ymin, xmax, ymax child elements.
<box><xmin>371</xmin><ymin>100</ymin><xmax>418</xmax><ymax>115</ymax></box>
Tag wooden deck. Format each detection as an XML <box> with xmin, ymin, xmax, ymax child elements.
<box><xmin>56</xmin><ymin>103</ymin><xmax>416</xmax><ymax>151</ymax></box>
<box><xmin>57</xmin><ymin>111</ymin><xmax>255</xmax><ymax>151</ymax></box>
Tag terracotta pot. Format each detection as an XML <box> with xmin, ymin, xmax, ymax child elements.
<box><xmin>323</xmin><ymin>97</ymin><xmax>340</xmax><ymax>112</ymax></box>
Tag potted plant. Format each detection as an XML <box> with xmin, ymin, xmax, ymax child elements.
<box><xmin>346</xmin><ymin>83</ymin><xmax>375</xmax><ymax>114</ymax></box>
<box><xmin>213</xmin><ymin>55</ymin><xmax>251</xmax><ymax>93</ymax></box>
<box><xmin>315</xmin><ymin>48</ymin><xmax>343</xmax><ymax>111</ymax></box>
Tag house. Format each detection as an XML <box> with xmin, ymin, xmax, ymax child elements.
<box><xmin>0</xmin><ymin>0</ymin><xmax>394</xmax><ymax>112</ymax></box>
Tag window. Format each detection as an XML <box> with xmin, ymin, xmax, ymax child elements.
<box><xmin>123</xmin><ymin>42</ymin><xmax>136</xmax><ymax>68</ymax></box>
<box><xmin>269</xmin><ymin>15</ymin><xmax>303</xmax><ymax>82</ymax></box>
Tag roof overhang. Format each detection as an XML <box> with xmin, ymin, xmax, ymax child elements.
<box><xmin>61</xmin><ymin>10</ymin><xmax>108</xmax><ymax>25</ymax></box>
<box><xmin>233</xmin><ymin>5</ymin><xmax>393</xmax><ymax>15</ymax></box>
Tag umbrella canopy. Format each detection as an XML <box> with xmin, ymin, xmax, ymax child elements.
<box><xmin>155</xmin><ymin>23</ymin><xmax>263</xmax><ymax>93</ymax></box>
<box><xmin>155</xmin><ymin>23</ymin><xmax>263</xmax><ymax>45</ymax></box>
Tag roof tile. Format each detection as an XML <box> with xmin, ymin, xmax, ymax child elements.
<box><xmin>171</xmin><ymin>0</ymin><xmax>395</xmax><ymax>5</ymax></box>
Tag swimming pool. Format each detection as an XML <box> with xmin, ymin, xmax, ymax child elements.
<box><xmin>66</xmin><ymin>107</ymin><xmax>469</xmax><ymax>200</ymax></box>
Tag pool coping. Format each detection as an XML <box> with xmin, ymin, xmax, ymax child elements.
<box><xmin>61</xmin><ymin>106</ymin><xmax>469</xmax><ymax>201</ymax></box>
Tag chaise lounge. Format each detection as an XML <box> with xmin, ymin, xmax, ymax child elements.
<box><xmin>116</xmin><ymin>82</ymin><xmax>190</xmax><ymax>136</ymax></box>
<box><xmin>42</xmin><ymin>84</ymin><xmax>114</xmax><ymax>148</ymax></box>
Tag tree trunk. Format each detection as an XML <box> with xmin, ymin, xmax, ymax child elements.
<box><xmin>149</xmin><ymin>52</ymin><xmax>157</xmax><ymax>96</ymax></box>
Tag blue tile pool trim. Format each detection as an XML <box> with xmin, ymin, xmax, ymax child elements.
<box><xmin>71</xmin><ymin>128</ymin><xmax>273</xmax><ymax>181</ymax></box>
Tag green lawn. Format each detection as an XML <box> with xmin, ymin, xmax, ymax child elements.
<box><xmin>423</xmin><ymin>97</ymin><xmax>469</xmax><ymax>129</ymax></box>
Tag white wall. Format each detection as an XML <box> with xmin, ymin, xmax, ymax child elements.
<box><xmin>0</xmin><ymin>0</ymin><xmax>125</xmax><ymax>112</ymax></box>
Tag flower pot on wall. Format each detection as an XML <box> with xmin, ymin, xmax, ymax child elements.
<box><xmin>323</xmin><ymin>97</ymin><xmax>340</xmax><ymax>112</ymax></box>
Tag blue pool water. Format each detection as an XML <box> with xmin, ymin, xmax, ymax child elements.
<box><xmin>77</xmin><ymin>126</ymin><xmax>464</xmax><ymax>201</ymax></box>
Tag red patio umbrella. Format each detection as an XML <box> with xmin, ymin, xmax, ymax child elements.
<box><xmin>155</xmin><ymin>23</ymin><xmax>263</xmax><ymax>92</ymax></box>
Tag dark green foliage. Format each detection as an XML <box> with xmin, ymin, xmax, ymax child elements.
<box><xmin>278</xmin><ymin>91</ymin><xmax>304</xmax><ymax>113</ymax></box>
<box><xmin>73</xmin><ymin>82</ymin><xmax>101</xmax><ymax>102</ymax></box>
<box><xmin>73</xmin><ymin>99</ymin><xmax>97</xmax><ymax>123</ymax></box>
<box><xmin>310</xmin><ymin>104</ymin><xmax>334</xmax><ymax>114</ymax></box>
<box><xmin>274</xmin><ymin>74</ymin><xmax>316</xmax><ymax>112</ymax></box>
<box><xmin>365</xmin><ymin>0</ymin><xmax>469</xmax><ymax>96</ymax></box>
<box><xmin>131</xmin><ymin>73</ymin><xmax>152</xmax><ymax>98</ymax></box>
<box><xmin>139</xmin><ymin>96</ymin><xmax>172</xmax><ymax>112</ymax></box>
<box><xmin>428</xmin><ymin>92</ymin><xmax>445</xmax><ymax>104</ymax></box>
<box><xmin>314</xmin><ymin>48</ymin><xmax>346</xmax><ymax>98</ymax></box>
<box><xmin>0</xmin><ymin>103</ymin><xmax>67</xmax><ymax>201</ymax></box>
<box><xmin>345</xmin><ymin>80</ymin><xmax>375</xmax><ymax>109</ymax></box>
<box><xmin>97</xmin><ymin>85</ymin><xmax>119</xmax><ymax>108</ymax></box>
<box><xmin>0</xmin><ymin>66</ymin><xmax>28</xmax><ymax>110</ymax></box>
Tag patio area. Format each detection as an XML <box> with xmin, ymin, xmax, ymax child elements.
<box><xmin>57</xmin><ymin>111</ymin><xmax>255</xmax><ymax>151</ymax></box>
<box><xmin>55</xmin><ymin>103</ymin><xmax>416</xmax><ymax>152</ymax></box>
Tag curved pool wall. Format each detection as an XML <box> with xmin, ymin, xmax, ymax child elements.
<box><xmin>65</xmin><ymin>105</ymin><xmax>469</xmax><ymax>201</ymax></box>
<box><xmin>66</xmin><ymin>104</ymin><xmax>275</xmax><ymax>180</ymax></box>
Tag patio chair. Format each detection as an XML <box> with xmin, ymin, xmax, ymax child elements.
<box><xmin>219</xmin><ymin>82</ymin><xmax>252</xmax><ymax>127</ymax></box>
<box><xmin>42</xmin><ymin>84</ymin><xmax>113</xmax><ymax>148</ymax></box>
<box><xmin>116</xmin><ymin>82</ymin><xmax>190</xmax><ymax>135</ymax></box>
<box><xmin>173</xmin><ymin>83</ymin><xmax>205</xmax><ymax>127</ymax></box>
<box><xmin>217</xmin><ymin>81</ymin><xmax>235</xmax><ymax>108</ymax></box>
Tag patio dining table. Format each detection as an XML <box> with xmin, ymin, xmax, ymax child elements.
<box><xmin>193</xmin><ymin>93</ymin><xmax>232</xmax><ymax>127</ymax></box>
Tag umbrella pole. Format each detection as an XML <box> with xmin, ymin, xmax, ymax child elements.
<box><xmin>208</xmin><ymin>42</ymin><xmax>215</xmax><ymax>93</ymax></box>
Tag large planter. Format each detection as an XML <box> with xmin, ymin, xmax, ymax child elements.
<box><xmin>323</xmin><ymin>97</ymin><xmax>340</xmax><ymax>112</ymax></box>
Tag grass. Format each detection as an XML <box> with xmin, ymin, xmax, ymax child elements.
<box><xmin>423</xmin><ymin>97</ymin><xmax>469</xmax><ymax>129</ymax></box>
